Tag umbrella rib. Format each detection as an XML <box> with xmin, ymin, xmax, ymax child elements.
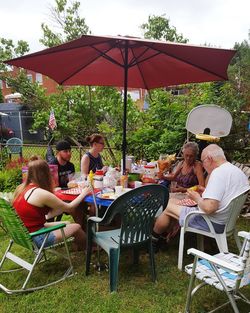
<box><xmin>60</xmin><ymin>44</ymin><xmax>124</xmax><ymax>84</ymax></box>
<box><xmin>143</xmin><ymin>43</ymin><xmax>228</xmax><ymax>80</ymax></box>
<box><xmin>6</xmin><ymin>37</ymin><xmax>118</xmax><ymax>61</ymax></box>
<box><xmin>91</xmin><ymin>46</ymin><xmax>124</xmax><ymax>68</ymax></box>
<box><xmin>128</xmin><ymin>45</ymin><xmax>156</xmax><ymax>67</ymax></box>
<box><xmin>130</xmin><ymin>49</ymin><xmax>150</xmax><ymax>90</ymax></box>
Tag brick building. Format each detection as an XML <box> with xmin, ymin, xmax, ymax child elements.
<box><xmin>0</xmin><ymin>67</ymin><xmax>58</xmax><ymax>102</ymax></box>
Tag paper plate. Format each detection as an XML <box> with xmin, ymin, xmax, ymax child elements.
<box><xmin>61</xmin><ymin>188</ymin><xmax>82</xmax><ymax>195</ymax></box>
<box><xmin>177</xmin><ymin>198</ymin><xmax>197</xmax><ymax>207</ymax></box>
<box><xmin>97</xmin><ymin>192</ymin><xmax>116</xmax><ymax>200</ymax></box>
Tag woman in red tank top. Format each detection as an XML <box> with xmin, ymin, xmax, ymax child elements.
<box><xmin>13</xmin><ymin>156</ymin><xmax>91</xmax><ymax>250</ymax></box>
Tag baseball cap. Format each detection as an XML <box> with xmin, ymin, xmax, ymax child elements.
<box><xmin>56</xmin><ymin>140</ymin><xmax>71</xmax><ymax>151</ymax></box>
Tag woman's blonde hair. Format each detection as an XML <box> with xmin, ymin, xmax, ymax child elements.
<box><xmin>13</xmin><ymin>155</ymin><xmax>54</xmax><ymax>201</ymax></box>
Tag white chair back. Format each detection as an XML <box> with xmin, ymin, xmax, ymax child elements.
<box><xmin>225</xmin><ymin>191</ymin><xmax>248</xmax><ymax>235</ymax></box>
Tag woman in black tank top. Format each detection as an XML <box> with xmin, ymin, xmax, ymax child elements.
<box><xmin>81</xmin><ymin>133</ymin><xmax>107</xmax><ymax>176</ymax></box>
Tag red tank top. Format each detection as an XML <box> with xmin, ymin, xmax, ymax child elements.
<box><xmin>13</xmin><ymin>184</ymin><xmax>50</xmax><ymax>233</ymax></box>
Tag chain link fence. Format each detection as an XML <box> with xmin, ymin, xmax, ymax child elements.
<box><xmin>0</xmin><ymin>143</ymin><xmax>121</xmax><ymax>171</ymax></box>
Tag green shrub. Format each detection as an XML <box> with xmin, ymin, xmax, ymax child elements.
<box><xmin>0</xmin><ymin>168</ymin><xmax>22</xmax><ymax>192</ymax></box>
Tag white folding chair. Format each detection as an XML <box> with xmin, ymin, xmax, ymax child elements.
<box><xmin>178</xmin><ymin>191</ymin><xmax>249</xmax><ymax>270</ymax></box>
<box><xmin>184</xmin><ymin>231</ymin><xmax>250</xmax><ymax>313</ymax></box>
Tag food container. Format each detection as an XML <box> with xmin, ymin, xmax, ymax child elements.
<box><xmin>128</xmin><ymin>172</ymin><xmax>141</xmax><ymax>182</ymax></box>
<box><xmin>94</xmin><ymin>170</ymin><xmax>104</xmax><ymax>189</ymax></box>
<box><xmin>141</xmin><ymin>164</ymin><xmax>157</xmax><ymax>183</ymax></box>
<box><xmin>143</xmin><ymin>164</ymin><xmax>156</xmax><ymax>178</ymax></box>
<box><xmin>121</xmin><ymin>157</ymin><xmax>132</xmax><ymax>173</ymax></box>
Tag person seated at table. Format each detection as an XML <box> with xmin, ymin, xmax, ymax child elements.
<box><xmin>46</xmin><ymin>140</ymin><xmax>75</xmax><ymax>188</ymax></box>
<box><xmin>153</xmin><ymin>144</ymin><xmax>249</xmax><ymax>243</ymax></box>
<box><xmin>13</xmin><ymin>155</ymin><xmax>91</xmax><ymax>250</ymax></box>
<box><xmin>159</xmin><ymin>142</ymin><xmax>205</xmax><ymax>193</ymax></box>
<box><xmin>46</xmin><ymin>140</ymin><xmax>84</xmax><ymax>223</ymax></box>
<box><xmin>81</xmin><ymin>133</ymin><xmax>108</xmax><ymax>176</ymax></box>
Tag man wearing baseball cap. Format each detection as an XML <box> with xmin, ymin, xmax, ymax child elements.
<box><xmin>47</xmin><ymin>140</ymin><xmax>75</xmax><ymax>188</ymax></box>
<box><xmin>46</xmin><ymin>140</ymin><xmax>84</xmax><ymax>224</ymax></box>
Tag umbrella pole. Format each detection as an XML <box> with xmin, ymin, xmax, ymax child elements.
<box><xmin>122</xmin><ymin>42</ymin><xmax>129</xmax><ymax>175</ymax></box>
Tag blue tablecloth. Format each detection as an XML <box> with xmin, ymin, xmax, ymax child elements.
<box><xmin>84</xmin><ymin>194</ymin><xmax>113</xmax><ymax>207</ymax></box>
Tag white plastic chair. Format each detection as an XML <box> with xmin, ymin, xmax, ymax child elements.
<box><xmin>184</xmin><ymin>231</ymin><xmax>250</xmax><ymax>313</ymax></box>
<box><xmin>178</xmin><ymin>191</ymin><xmax>249</xmax><ymax>270</ymax></box>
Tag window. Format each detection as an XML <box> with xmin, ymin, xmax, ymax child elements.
<box><xmin>170</xmin><ymin>88</ymin><xmax>188</xmax><ymax>96</ymax></box>
<box><xmin>27</xmin><ymin>74</ymin><xmax>33</xmax><ymax>82</ymax></box>
<box><xmin>0</xmin><ymin>80</ymin><xmax>3</xmax><ymax>89</ymax></box>
<box><xmin>35</xmin><ymin>73</ymin><xmax>43</xmax><ymax>84</ymax></box>
<box><xmin>127</xmin><ymin>90</ymin><xmax>140</xmax><ymax>101</ymax></box>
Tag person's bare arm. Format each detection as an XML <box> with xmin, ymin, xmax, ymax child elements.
<box><xmin>194</xmin><ymin>161</ymin><xmax>205</xmax><ymax>187</ymax></box>
<box><xmin>81</xmin><ymin>154</ymin><xmax>90</xmax><ymax>176</ymax></box>
<box><xmin>187</xmin><ymin>190</ymin><xmax>219</xmax><ymax>214</ymax></box>
<box><xmin>165</xmin><ymin>162</ymin><xmax>182</xmax><ymax>181</ymax></box>
<box><xmin>27</xmin><ymin>187</ymin><xmax>91</xmax><ymax>214</ymax></box>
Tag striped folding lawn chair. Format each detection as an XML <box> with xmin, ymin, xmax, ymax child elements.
<box><xmin>184</xmin><ymin>231</ymin><xmax>250</xmax><ymax>313</ymax></box>
<box><xmin>0</xmin><ymin>198</ymin><xmax>74</xmax><ymax>294</ymax></box>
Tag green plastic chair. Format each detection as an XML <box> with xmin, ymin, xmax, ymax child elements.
<box><xmin>86</xmin><ymin>184</ymin><xmax>169</xmax><ymax>292</ymax></box>
<box><xmin>0</xmin><ymin>198</ymin><xmax>74</xmax><ymax>294</ymax></box>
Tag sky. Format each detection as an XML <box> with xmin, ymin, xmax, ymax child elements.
<box><xmin>0</xmin><ymin>0</ymin><xmax>250</xmax><ymax>52</ymax></box>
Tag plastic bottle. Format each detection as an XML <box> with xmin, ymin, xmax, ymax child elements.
<box><xmin>94</xmin><ymin>170</ymin><xmax>104</xmax><ymax>189</ymax></box>
<box><xmin>120</xmin><ymin>174</ymin><xmax>128</xmax><ymax>188</ymax></box>
<box><xmin>88</xmin><ymin>170</ymin><xmax>94</xmax><ymax>185</ymax></box>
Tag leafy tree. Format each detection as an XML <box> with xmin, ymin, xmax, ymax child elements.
<box><xmin>40</xmin><ymin>0</ymin><xmax>90</xmax><ymax>47</ymax></box>
<box><xmin>130</xmin><ymin>14</ymin><xmax>191</xmax><ymax>160</ymax></box>
<box><xmin>3</xmin><ymin>70</ymin><xmax>49</xmax><ymax>108</ymax></box>
<box><xmin>0</xmin><ymin>38</ymin><xmax>29</xmax><ymax>72</ymax></box>
<box><xmin>37</xmin><ymin>0</ymin><xmax>141</xmax><ymax>162</ymax></box>
<box><xmin>141</xmin><ymin>15</ymin><xmax>188</xmax><ymax>43</ymax></box>
<box><xmin>0</xmin><ymin>38</ymin><xmax>31</xmax><ymax>99</ymax></box>
<box><xmin>129</xmin><ymin>88</ymin><xmax>195</xmax><ymax>160</ymax></box>
<box><xmin>138</xmin><ymin>16</ymin><xmax>250</xmax><ymax>162</ymax></box>
<box><xmin>0</xmin><ymin>37</ymin><xmax>49</xmax><ymax>111</ymax></box>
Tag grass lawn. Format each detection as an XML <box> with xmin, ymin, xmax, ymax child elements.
<box><xmin>0</xmin><ymin>217</ymin><xmax>249</xmax><ymax>313</ymax></box>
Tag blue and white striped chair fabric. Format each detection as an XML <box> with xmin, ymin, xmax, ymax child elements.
<box><xmin>184</xmin><ymin>231</ymin><xmax>250</xmax><ymax>313</ymax></box>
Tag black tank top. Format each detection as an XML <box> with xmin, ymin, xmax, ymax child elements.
<box><xmin>86</xmin><ymin>152</ymin><xmax>103</xmax><ymax>173</ymax></box>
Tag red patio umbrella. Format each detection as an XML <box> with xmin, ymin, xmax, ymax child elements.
<box><xmin>5</xmin><ymin>34</ymin><xmax>236</xmax><ymax>172</ymax></box>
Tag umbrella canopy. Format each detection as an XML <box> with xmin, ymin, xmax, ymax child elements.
<box><xmin>5</xmin><ymin>34</ymin><xmax>236</xmax><ymax>172</ymax></box>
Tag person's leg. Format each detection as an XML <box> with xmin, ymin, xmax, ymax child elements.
<box><xmin>45</xmin><ymin>220</ymin><xmax>70</xmax><ymax>227</ymax></box>
<box><xmin>52</xmin><ymin>223</ymin><xmax>86</xmax><ymax>251</ymax></box>
<box><xmin>153</xmin><ymin>198</ymin><xmax>183</xmax><ymax>235</ymax></box>
<box><xmin>70</xmin><ymin>203</ymin><xmax>88</xmax><ymax>229</ymax></box>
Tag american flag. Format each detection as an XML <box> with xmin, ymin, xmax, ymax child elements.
<box><xmin>48</xmin><ymin>109</ymin><xmax>57</xmax><ymax>130</ymax></box>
